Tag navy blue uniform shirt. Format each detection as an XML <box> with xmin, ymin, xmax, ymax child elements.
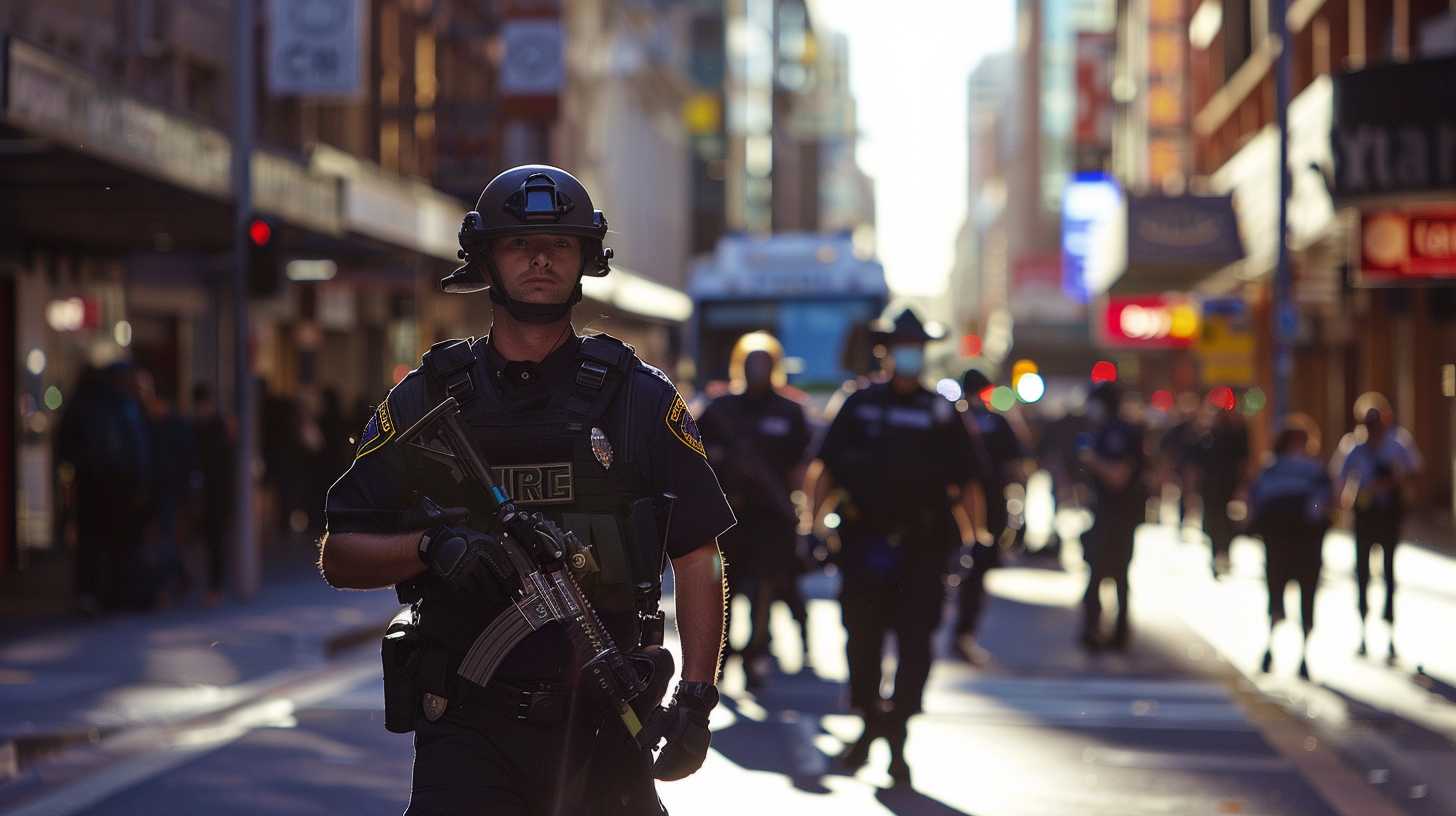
<box><xmin>324</xmin><ymin>335</ymin><xmax>736</xmax><ymax>561</ymax></box>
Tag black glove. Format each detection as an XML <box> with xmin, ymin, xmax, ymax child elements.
<box><xmin>417</xmin><ymin>523</ymin><xmax>502</xmax><ymax>596</ymax></box>
<box><xmin>652</xmin><ymin>681</ymin><xmax>719</xmax><ymax>781</ymax></box>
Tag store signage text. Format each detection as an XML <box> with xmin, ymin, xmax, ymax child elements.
<box><xmin>1360</xmin><ymin>208</ymin><xmax>1456</xmax><ymax>283</ymax></box>
<box><xmin>1332</xmin><ymin>56</ymin><xmax>1456</xmax><ymax>198</ymax></box>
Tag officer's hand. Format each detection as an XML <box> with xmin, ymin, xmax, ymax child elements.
<box><xmin>652</xmin><ymin>681</ymin><xmax>719</xmax><ymax>781</ymax></box>
<box><xmin>418</xmin><ymin>524</ymin><xmax>501</xmax><ymax>596</ymax></box>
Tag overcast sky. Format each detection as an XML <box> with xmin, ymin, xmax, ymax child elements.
<box><xmin>812</xmin><ymin>1</ymin><xmax>1016</xmax><ymax>298</ymax></box>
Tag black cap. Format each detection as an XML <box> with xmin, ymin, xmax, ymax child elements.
<box><xmin>961</xmin><ymin>368</ymin><xmax>992</xmax><ymax>395</ymax></box>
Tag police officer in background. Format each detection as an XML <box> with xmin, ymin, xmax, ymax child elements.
<box><xmin>1331</xmin><ymin>392</ymin><xmax>1422</xmax><ymax>662</ymax></box>
<box><xmin>698</xmin><ymin>333</ymin><xmax>812</xmax><ymax>686</ymax></box>
<box><xmin>953</xmin><ymin>368</ymin><xmax>1029</xmax><ymax>665</ymax></box>
<box><xmin>319</xmin><ymin>165</ymin><xmax>734</xmax><ymax>815</ymax></box>
<box><xmin>806</xmin><ymin>308</ymin><xmax>983</xmax><ymax>787</ymax></box>
<box><xmin>1079</xmin><ymin>380</ymin><xmax>1146</xmax><ymax>653</ymax></box>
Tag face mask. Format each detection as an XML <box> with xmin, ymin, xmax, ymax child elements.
<box><xmin>890</xmin><ymin>346</ymin><xmax>924</xmax><ymax>377</ymax></box>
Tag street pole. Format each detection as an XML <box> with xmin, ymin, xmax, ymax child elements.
<box><xmin>1272</xmin><ymin>0</ymin><xmax>1294</xmax><ymax>423</ymax></box>
<box><xmin>231</xmin><ymin>0</ymin><xmax>259</xmax><ymax>600</ymax></box>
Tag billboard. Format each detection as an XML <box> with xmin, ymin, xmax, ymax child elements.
<box><xmin>1062</xmin><ymin>172</ymin><xmax>1122</xmax><ymax>302</ymax></box>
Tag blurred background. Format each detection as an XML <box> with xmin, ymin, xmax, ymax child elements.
<box><xmin>1</xmin><ymin>1</ymin><xmax>1455</xmax><ymax>814</ymax></box>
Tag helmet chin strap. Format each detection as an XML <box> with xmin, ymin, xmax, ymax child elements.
<box><xmin>485</xmin><ymin>261</ymin><xmax>582</xmax><ymax>324</ymax></box>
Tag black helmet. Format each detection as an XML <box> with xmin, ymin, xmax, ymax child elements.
<box><xmin>442</xmin><ymin>165</ymin><xmax>614</xmax><ymax>323</ymax></box>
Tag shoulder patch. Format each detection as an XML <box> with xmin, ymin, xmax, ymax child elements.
<box><xmin>354</xmin><ymin>400</ymin><xmax>397</xmax><ymax>460</ymax></box>
<box><xmin>665</xmin><ymin>393</ymin><xmax>707</xmax><ymax>459</ymax></box>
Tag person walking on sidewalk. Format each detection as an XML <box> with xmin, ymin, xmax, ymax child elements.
<box><xmin>1079</xmin><ymin>380</ymin><xmax>1146</xmax><ymax>652</ymax></box>
<box><xmin>1191</xmin><ymin>399</ymin><xmax>1250</xmax><ymax>578</ymax></box>
<box><xmin>319</xmin><ymin>165</ymin><xmax>733</xmax><ymax>815</ymax></box>
<box><xmin>1331</xmin><ymin>392</ymin><xmax>1422</xmax><ymax>663</ymax></box>
<box><xmin>952</xmin><ymin>368</ymin><xmax>1028</xmax><ymax>666</ymax></box>
<box><xmin>806</xmin><ymin>307</ymin><xmax>984</xmax><ymax>787</ymax></box>
<box><xmin>191</xmin><ymin>383</ymin><xmax>236</xmax><ymax>606</ymax></box>
<box><xmin>698</xmin><ymin>333</ymin><xmax>812</xmax><ymax>686</ymax></box>
<box><xmin>1248</xmin><ymin>415</ymin><xmax>1333</xmax><ymax>680</ymax></box>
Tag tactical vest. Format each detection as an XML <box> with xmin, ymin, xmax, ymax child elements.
<box><xmin>404</xmin><ymin>334</ymin><xmax>666</xmax><ymax>674</ymax></box>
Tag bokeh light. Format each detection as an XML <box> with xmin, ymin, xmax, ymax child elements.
<box><xmin>1091</xmin><ymin>360</ymin><xmax>1118</xmax><ymax>383</ymax></box>
<box><xmin>1241</xmin><ymin>387</ymin><xmax>1267</xmax><ymax>415</ymax></box>
<box><xmin>990</xmin><ymin>385</ymin><xmax>1017</xmax><ymax>411</ymax></box>
<box><xmin>936</xmin><ymin>378</ymin><xmax>963</xmax><ymax>402</ymax></box>
<box><xmin>1015</xmin><ymin>372</ymin><xmax>1045</xmax><ymax>403</ymax></box>
<box><xmin>43</xmin><ymin>385</ymin><xmax>63</xmax><ymax>410</ymax></box>
<box><xmin>1208</xmin><ymin>386</ymin><xmax>1236</xmax><ymax>412</ymax></box>
<box><xmin>1150</xmin><ymin>389</ymin><xmax>1174</xmax><ymax>412</ymax></box>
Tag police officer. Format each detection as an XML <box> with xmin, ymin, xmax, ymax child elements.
<box><xmin>1247</xmin><ymin>415</ymin><xmax>1332</xmax><ymax>679</ymax></box>
<box><xmin>1079</xmin><ymin>380</ymin><xmax>1146</xmax><ymax>652</ymax></box>
<box><xmin>1331</xmin><ymin>392</ymin><xmax>1423</xmax><ymax>663</ymax></box>
<box><xmin>319</xmin><ymin>165</ymin><xmax>734</xmax><ymax>815</ymax></box>
<box><xmin>698</xmin><ymin>333</ymin><xmax>812</xmax><ymax>686</ymax></box>
<box><xmin>952</xmin><ymin>368</ymin><xmax>1028</xmax><ymax>665</ymax></box>
<box><xmin>806</xmin><ymin>308</ymin><xmax>981</xmax><ymax>787</ymax></box>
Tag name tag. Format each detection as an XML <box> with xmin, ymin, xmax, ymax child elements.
<box><xmin>490</xmin><ymin>462</ymin><xmax>574</xmax><ymax>505</ymax></box>
<box><xmin>886</xmin><ymin>407</ymin><xmax>932</xmax><ymax>428</ymax></box>
<box><xmin>759</xmin><ymin>416</ymin><xmax>791</xmax><ymax>436</ymax></box>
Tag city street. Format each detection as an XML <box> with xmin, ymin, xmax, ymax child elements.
<box><xmin>4</xmin><ymin>490</ymin><xmax>1454</xmax><ymax>815</ymax></box>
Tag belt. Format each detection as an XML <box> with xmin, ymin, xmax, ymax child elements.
<box><xmin>457</xmin><ymin>679</ymin><xmax>571</xmax><ymax>725</ymax></box>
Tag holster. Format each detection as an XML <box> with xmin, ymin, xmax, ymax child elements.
<box><xmin>381</xmin><ymin>604</ymin><xmax>423</xmax><ymax>733</ymax></box>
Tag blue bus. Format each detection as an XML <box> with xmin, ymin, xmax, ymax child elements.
<box><xmin>688</xmin><ymin>233</ymin><xmax>889</xmax><ymax>392</ymax></box>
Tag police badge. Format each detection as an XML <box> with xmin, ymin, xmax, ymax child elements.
<box><xmin>590</xmin><ymin>426</ymin><xmax>614</xmax><ymax>470</ymax></box>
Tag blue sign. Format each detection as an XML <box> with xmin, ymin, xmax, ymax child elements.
<box><xmin>1062</xmin><ymin>172</ymin><xmax>1121</xmax><ymax>303</ymax></box>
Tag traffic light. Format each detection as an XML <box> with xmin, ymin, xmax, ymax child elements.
<box><xmin>245</xmin><ymin>215</ymin><xmax>281</xmax><ymax>297</ymax></box>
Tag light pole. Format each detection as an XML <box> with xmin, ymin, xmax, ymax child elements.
<box><xmin>1271</xmin><ymin>0</ymin><xmax>1294</xmax><ymax>422</ymax></box>
<box><xmin>231</xmin><ymin>0</ymin><xmax>259</xmax><ymax>599</ymax></box>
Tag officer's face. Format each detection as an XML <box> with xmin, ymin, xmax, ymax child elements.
<box><xmin>491</xmin><ymin>233</ymin><xmax>583</xmax><ymax>303</ymax></box>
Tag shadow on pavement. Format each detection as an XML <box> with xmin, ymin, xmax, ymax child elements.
<box><xmin>875</xmin><ymin>786</ymin><xmax>979</xmax><ymax>816</ymax></box>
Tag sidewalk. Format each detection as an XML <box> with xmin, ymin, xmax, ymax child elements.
<box><xmin>0</xmin><ymin>563</ymin><xmax>401</xmax><ymax>780</ymax></box>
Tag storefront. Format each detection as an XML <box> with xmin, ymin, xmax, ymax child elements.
<box><xmin>1208</xmin><ymin>62</ymin><xmax>1456</xmax><ymax>517</ymax></box>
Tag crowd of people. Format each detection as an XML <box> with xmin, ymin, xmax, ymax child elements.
<box><xmin>53</xmin><ymin>361</ymin><xmax>360</xmax><ymax>614</ymax></box>
<box><xmin>695</xmin><ymin>311</ymin><xmax>1428</xmax><ymax>784</ymax></box>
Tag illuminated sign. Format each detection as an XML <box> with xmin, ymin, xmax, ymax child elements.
<box><xmin>1359</xmin><ymin>209</ymin><xmax>1456</xmax><ymax>283</ymax></box>
<box><xmin>1062</xmin><ymin>173</ymin><xmax>1122</xmax><ymax>302</ymax></box>
<box><xmin>1099</xmin><ymin>295</ymin><xmax>1199</xmax><ymax>349</ymax></box>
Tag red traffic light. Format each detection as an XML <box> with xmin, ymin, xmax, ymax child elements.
<box><xmin>1090</xmin><ymin>360</ymin><xmax>1118</xmax><ymax>384</ymax></box>
<box><xmin>248</xmin><ymin>219</ymin><xmax>273</xmax><ymax>247</ymax></box>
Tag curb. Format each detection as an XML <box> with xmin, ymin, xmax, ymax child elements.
<box><xmin>0</xmin><ymin>615</ymin><xmax>392</xmax><ymax>784</ymax></box>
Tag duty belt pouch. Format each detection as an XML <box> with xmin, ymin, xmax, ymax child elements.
<box><xmin>381</xmin><ymin>604</ymin><xmax>423</xmax><ymax>734</ymax></box>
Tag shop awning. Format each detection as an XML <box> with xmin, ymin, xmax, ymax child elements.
<box><xmin>2</xmin><ymin>39</ymin><xmax>341</xmax><ymax>238</ymax></box>
<box><xmin>1108</xmin><ymin>193</ymin><xmax>1245</xmax><ymax>295</ymax></box>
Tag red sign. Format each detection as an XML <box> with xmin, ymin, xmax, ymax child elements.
<box><xmin>1360</xmin><ymin>209</ymin><xmax>1456</xmax><ymax>283</ymax></box>
<box><xmin>1099</xmin><ymin>295</ymin><xmax>1199</xmax><ymax>349</ymax></box>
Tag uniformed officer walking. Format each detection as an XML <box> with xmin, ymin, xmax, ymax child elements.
<box><xmin>1331</xmin><ymin>392</ymin><xmax>1422</xmax><ymax>663</ymax></box>
<box><xmin>1078</xmin><ymin>380</ymin><xmax>1146</xmax><ymax>652</ymax></box>
<box><xmin>319</xmin><ymin>165</ymin><xmax>734</xmax><ymax>815</ymax></box>
<box><xmin>698</xmin><ymin>333</ymin><xmax>812</xmax><ymax>686</ymax></box>
<box><xmin>806</xmin><ymin>308</ymin><xmax>982</xmax><ymax>787</ymax></box>
<box><xmin>952</xmin><ymin>368</ymin><xmax>1029</xmax><ymax>665</ymax></box>
<box><xmin>1247</xmin><ymin>415</ymin><xmax>1332</xmax><ymax>679</ymax></box>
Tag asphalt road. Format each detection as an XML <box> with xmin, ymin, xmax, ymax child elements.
<box><xmin>4</xmin><ymin>483</ymin><xmax>1453</xmax><ymax>815</ymax></box>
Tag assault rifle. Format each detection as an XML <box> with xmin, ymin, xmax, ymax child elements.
<box><xmin>398</xmin><ymin>397</ymin><xmax>674</xmax><ymax>748</ymax></box>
